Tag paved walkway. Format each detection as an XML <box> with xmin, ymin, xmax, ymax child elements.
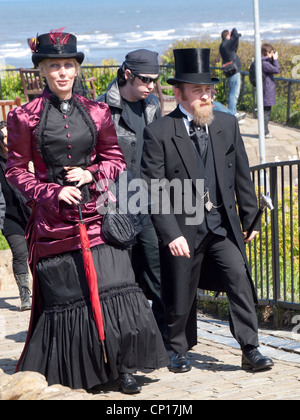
<box><xmin>1</xmin><ymin>288</ymin><xmax>300</xmax><ymax>400</ymax></box>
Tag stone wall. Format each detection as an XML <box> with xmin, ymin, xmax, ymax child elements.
<box><xmin>0</xmin><ymin>369</ymin><xmax>93</xmax><ymax>400</ymax></box>
<box><xmin>0</xmin><ymin>250</ymin><xmax>15</xmax><ymax>291</ymax></box>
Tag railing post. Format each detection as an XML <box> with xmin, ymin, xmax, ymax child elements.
<box><xmin>269</xmin><ymin>165</ymin><xmax>281</xmax><ymax>303</ymax></box>
<box><xmin>286</xmin><ymin>81</ymin><xmax>292</xmax><ymax>126</ymax></box>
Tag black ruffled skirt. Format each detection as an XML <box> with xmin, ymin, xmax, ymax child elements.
<box><xmin>18</xmin><ymin>244</ymin><xmax>169</xmax><ymax>390</ymax></box>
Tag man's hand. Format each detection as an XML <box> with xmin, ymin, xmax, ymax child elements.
<box><xmin>243</xmin><ymin>230</ymin><xmax>259</xmax><ymax>244</ymax></box>
<box><xmin>168</xmin><ymin>236</ymin><xmax>191</xmax><ymax>258</ymax></box>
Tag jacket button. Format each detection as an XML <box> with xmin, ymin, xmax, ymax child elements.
<box><xmin>131</xmin><ymin>141</ymin><xmax>136</xmax><ymax>147</ymax></box>
<box><xmin>228</xmin><ymin>163</ymin><xmax>233</xmax><ymax>168</ymax></box>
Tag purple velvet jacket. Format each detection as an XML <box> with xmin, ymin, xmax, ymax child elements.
<box><xmin>6</xmin><ymin>89</ymin><xmax>126</xmax><ymax>361</ymax></box>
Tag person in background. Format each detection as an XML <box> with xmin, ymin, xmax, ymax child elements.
<box><xmin>220</xmin><ymin>28</ymin><xmax>246</xmax><ymax>121</ymax></box>
<box><xmin>0</xmin><ymin>184</ymin><xmax>5</xmax><ymax>231</ymax></box>
<box><xmin>97</xmin><ymin>50</ymin><xmax>167</xmax><ymax>343</ymax></box>
<box><xmin>6</xmin><ymin>30</ymin><xmax>168</xmax><ymax>394</ymax></box>
<box><xmin>261</xmin><ymin>43</ymin><xmax>280</xmax><ymax>138</ymax></box>
<box><xmin>0</xmin><ymin>121</ymin><xmax>31</xmax><ymax>311</ymax></box>
<box><xmin>211</xmin><ymin>88</ymin><xmax>232</xmax><ymax>115</ymax></box>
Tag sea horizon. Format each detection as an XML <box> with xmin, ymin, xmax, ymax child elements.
<box><xmin>0</xmin><ymin>0</ymin><xmax>299</xmax><ymax>68</ymax></box>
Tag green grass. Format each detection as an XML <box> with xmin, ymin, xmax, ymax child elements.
<box><xmin>0</xmin><ymin>232</ymin><xmax>9</xmax><ymax>250</ymax></box>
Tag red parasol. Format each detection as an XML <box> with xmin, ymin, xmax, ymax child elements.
<box><xmin>78</xmin><ymin>205</ymin><xmax>107</xmax><ymax>363</ymax></box>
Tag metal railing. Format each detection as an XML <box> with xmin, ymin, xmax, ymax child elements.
<box><xmin>198</xmin><ymin>161</ymin><xmax>300</xmax><ymax>310</ymax></box>
<box><xmin>1</xmin><ymin>65</ymin><xmax>300</xmax><ymax>128</ymax></box>
<box><xmin>249</xmin><ymin>161</ymin><xmax>300</xmax><ymax>309</ymax></box>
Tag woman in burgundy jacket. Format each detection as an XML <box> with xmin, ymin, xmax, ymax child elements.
<box><xmin>6</xmin><ymin>30</ymin><xmax>168</xmax><ymax>393</ymax></box>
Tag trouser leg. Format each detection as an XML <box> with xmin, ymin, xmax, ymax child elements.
<box><xmin>206</xmin><ymin>234</ymin><xmax>259</xmax><ymax>349</ymax></box>
<box><xmin>159</xmin><ymin>240</ymin><xmax>200</xmax><ymax>355</ymax></box>
<box><xmin>5</xmin><ymin>234</ymin><xmax>29</xmax><ymax>275</ymax></box>
<box><xmin>264</xmin><ymin>106</ymin><xmax>272</xmax><ymax>135</ymax></box>
<box><xmin>227</xmin><ymin>72</ymin><xmax>241</xmax><ymax>115</ymax></box>
<box><xmin>5</xmin><ymin>234</ymin><xmax>31</xmax><ymax>311</ymax></box>
<box><xmin>132</xmin><ymin>221</ymin><xmax>166</xmax><ymax>335</ymax></box>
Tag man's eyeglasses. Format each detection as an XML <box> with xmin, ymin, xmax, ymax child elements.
<box><xmin>131</xmin><ymin>72</ymin><xmax>159</xmax><ymax>85</ymax></box>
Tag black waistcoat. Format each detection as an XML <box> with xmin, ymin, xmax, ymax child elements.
<box><xmin>194</xmin><ymin>133</ymin><xmax>229</xmax><ymax>249</ymax></box>
<box><xmin>37</xmin><ymin>94</ymin><xmax>97</xmax><ymax>203</ymax></box>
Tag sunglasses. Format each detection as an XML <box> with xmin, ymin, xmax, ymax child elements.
<box><xmin>131</xmin><ymin>72</ymin><xmax>159</xmax><ymax>85</ymax></box>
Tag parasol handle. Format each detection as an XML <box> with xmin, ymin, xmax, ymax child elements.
<box><xmin>246</xmin><ymin>193</ymin><xmax>274</xmax><ymax>239</ymax></box>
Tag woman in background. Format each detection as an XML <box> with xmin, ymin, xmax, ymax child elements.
<box><xmin>0</xmin><ymin>121</ymin><xmax>31</xmax><ymax>311</ymax></box>
<box><xmin>261</xmin><ymin>43</ymin><xmax>280</xmax><ymax>138</ymax></box>
<box><xmin>0</xmin><ymin>183</ymin><xmax>5</xmax><ymax>231</ymax></box>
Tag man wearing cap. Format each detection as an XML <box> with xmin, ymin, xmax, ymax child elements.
<box><xmin>142</xmin><ymin>48</ymin><xmax>274</xmax><ymax>374</ymax></box>
<box><xmin>97</xmin><ymin>50</ymin><xmax>167</xmax><ymax>341</ymax></box>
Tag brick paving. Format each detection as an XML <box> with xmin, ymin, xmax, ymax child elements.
<box><xmin>1</xmin><ymin>289</ymin><xmax>300</xmax><ymax>400</ymax></box>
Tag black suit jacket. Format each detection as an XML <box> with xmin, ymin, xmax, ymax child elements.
<box><xmin>141</xmin><ymin>107</ymin><xmax>258</xmax><ymax>313</ymax></box>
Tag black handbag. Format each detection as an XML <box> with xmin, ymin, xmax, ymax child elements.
<box><xmin>96</xmin><ymin>170</ymin><xmax>150</xmax><ymax>248</ymax></box>
<box><xmin>222</xmin><ymin>61</ymin><xmax>238</xmax><ymax>77</ymax></box>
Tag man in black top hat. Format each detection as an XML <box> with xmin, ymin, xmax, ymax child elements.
<box><xmin>97</xmin><ymin>49</ymin><xmax>167</xmax><ymax>341</ymax></box>
<box><xmin>142</xmin><ymin>48</ymin><xmax>274</xmax><ymax>373</ymax></box>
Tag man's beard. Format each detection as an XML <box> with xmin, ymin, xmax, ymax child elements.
<box><xmin>193</xmin><ymin>100</ymin><xmax>214</xmax><ymax>127</ymax></box>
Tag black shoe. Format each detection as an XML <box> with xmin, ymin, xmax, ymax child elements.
<box><xmin>242</xmin><ymin>347</ymin><xmax>274</xmax><ymax>372</ymax></box>
<box><xmin>119</xmin><ymin>373</ymin><xmax>141</xmax><ymax>394</ymax></box>
<box><xmin>169</xmin><ymin>353</ymin><xmax>192</xmax><ymax>373</ymax></box>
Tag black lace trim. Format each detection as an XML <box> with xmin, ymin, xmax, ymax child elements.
<box><xmin>42</xmin><ymin>282</ymin><xmax>142</xmax><ymax>313</ymax></box>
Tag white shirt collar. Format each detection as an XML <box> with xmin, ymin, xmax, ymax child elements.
<box><xmin>179</xmin><ymin>104</ymin><xmax>193</xmax><ymax>122</ymax></box>
<box><xmin>179</xmin><ymin>104</ymin><xmax>209</xmax><ymax>135</ymax></box>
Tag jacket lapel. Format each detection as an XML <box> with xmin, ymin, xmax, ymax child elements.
<box><xmin>171</xmin><ymin>108</ymin><xmax>201</xmax><ymax>183</ymax></box>
<box><xmin>208</xmin><ymin>117</ymin><xmax>227</xmax><ymax>191</ymax></box>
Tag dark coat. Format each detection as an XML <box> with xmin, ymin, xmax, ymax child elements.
<box><xmin>262</xmin><ymin>57</ymin><xmax>280</xmax><ymax>107</ymax></box>
<box><xmin>97</xmin><ymin>78</ymin><xmax>161</xmax><ymax>176</ymax></box>
<box><xmin>219</xmin><ymin>28</ymin><xmax>241</xmax><ymax>73</ymax></box>
<box><xmin>141</xmin><ymin>107</ymin><xmax>258</xmax><ymax>315</ymax></box>
<box><xmin>0</xmin><ymin>156</ymin><xmax>31</xmax><ymax>236</ymax></box>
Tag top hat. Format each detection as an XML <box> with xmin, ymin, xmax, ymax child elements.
<box><xmin>30</xmin><ymin>29</ymin><xmax>84</xmax><ymax>66</ymax></box>
<box><xmin>167</xmin><ymin>48</ymin><xmax>219</xmax><ymax>85</ymax></box>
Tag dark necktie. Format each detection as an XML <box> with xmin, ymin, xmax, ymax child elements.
<box><xmin>189</xmin><ymin>120</ymin><xmax>208</xmax><ymax>161</ymax></box>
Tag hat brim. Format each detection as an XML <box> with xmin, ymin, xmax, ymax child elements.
<box><xmin>167</xmin><ymin>76</ymin><xmax>220</xmax><ymax>86</ymax></box>
<box><xmin>32</xmin><ymin>52</ymin><xmax>85</xmax><ymax>66</ymax></box>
